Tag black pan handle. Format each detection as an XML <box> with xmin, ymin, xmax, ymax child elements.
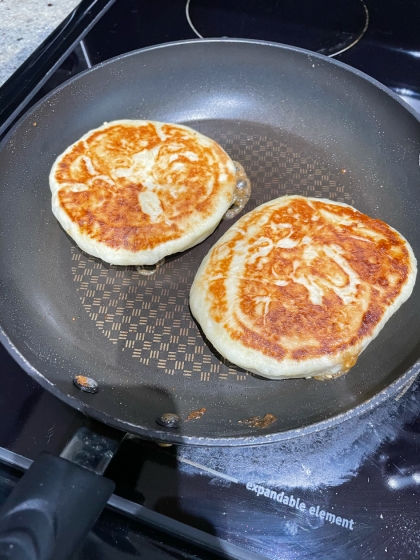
<box><xmin>0</xmin><ymin>452</ymin><xmax>115</xmax><ymax>560</ymax></box>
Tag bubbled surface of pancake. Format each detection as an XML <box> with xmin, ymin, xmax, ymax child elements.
<box><xmin>190</xmin><ymin>195</ymin><xmax>417</xmax><ymax>379</ymax></box>
<box><xmin>50</xmin><ymin>120</ymin><xmax>237</xmax><ymax>265</ymax></box>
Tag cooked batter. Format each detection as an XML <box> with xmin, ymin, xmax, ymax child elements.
<box><xmin>190</xmin><ymin>195</ymin><xmax>417</xmax><ymax>379</ymax></box>
<box><xmin>50</xmin><ymin>120</ymin><xmax>237</xmax><ymax>265</ymax></box>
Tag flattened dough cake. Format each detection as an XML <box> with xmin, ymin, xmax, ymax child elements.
<box><xmin>50</xmin><ymin>120</ymin><xmax>237</xmax><ymax>265</ymax></box>
<box><xmin>190</xmin><ymin>195</ymin><xmax>417</xmax><ymax>379</ymax></box>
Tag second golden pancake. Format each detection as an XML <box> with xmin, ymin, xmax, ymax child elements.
<box><xmin>190</xmin><ymin>195</ymin><xmax>417</xmax><ymax>380</ymax></box>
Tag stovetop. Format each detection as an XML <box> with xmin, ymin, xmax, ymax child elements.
<box><xmin>1</xmin><ymin>1</ymin><xmax>420</xmax><ymax>558</ymax></box>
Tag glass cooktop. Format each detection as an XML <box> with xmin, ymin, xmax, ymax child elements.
<box><xmin>1</xmin><ymin>1</ymin><xmax>420</xmax><ymax>558</ymax></box>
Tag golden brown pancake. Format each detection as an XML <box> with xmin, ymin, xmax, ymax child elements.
<box><xmin>50</xmin><ymin>120</ymin><xmax>237</xmax><ymax>265</ymax></box>
<box><xmin>190</xmin><ymin>195</ymin><xmax>417</xmax><ymax>379</ymax></box>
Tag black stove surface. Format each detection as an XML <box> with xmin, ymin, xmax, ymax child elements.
<box><xmin>1</xmin><ymin>1</ymin><xmax>420</xmax><ymax>558</ymax></box>
<box><xmin>2</xmin><ymin>341</ymin><xmax>420</xmax><ymax>559</ymax></box>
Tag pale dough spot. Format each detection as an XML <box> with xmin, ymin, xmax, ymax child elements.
<box><xmin>139</xmin><ymin>191</ymin><xmax>163</xmax><ymax>221</ymax></box>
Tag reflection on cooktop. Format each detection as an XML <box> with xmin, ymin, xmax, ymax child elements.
<box><xmin>104</xmin><ymin>377</ymin><xmax>420</xmax><ymax>560</ymax></box>
<box><xmin>178</xmin><ymin>378</ymin><xmax>420</xmax><ymax>489</ymax></box>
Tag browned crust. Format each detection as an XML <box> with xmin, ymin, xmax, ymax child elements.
<box><xmin>53</xmin><ymin>122</ymin><xmax>235</xmax><ymax>252</ymax></box>
<box><xmin>202</xmin><ymin>197</ymin><xmax>413</xmax><ymax>363</ymax></box>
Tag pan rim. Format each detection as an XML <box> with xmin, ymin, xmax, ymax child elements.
<box><xmin>2</xmin><ymin>36</ymin><xmax>420</xmax><ymax>151</ymax></box>
<box><xmin>1</xmin><ymin>323</ymin><xmax>419</xmax><ymax>446</ymax></box>
<box><xmin>1</xmin><ymin>37</ymin><xmax>420</xmax><ymax>446</ymax></box>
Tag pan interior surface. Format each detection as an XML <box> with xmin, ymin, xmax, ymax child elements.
<box><xmin>1</xmin><ymin>39</ymin><xmax>420</xmax><ymax>444</ymax></box>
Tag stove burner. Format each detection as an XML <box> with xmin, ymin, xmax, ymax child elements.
<box><xmin>186</xmin><ymin>0</ymin><xmax>369</xmax><ymax>57</ymax></box>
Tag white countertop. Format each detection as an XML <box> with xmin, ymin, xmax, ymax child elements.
<box><xmin>0</xmin><ymin>0</ymin><xmax>81</xmax><ymax>87</ymax></box>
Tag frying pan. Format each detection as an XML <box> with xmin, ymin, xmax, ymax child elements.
<box><xmin>1</xmin><ymin>37</ymin><xmax>420</xmax><ymax>559</ymax></box>
<box><xmin>1</xmin><ymin>38</ymin><xmax>420</xmax><ymax>447</ymax></box>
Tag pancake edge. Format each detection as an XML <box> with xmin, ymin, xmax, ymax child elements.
<box><xmin>189</xmin><ymin>195</ymin><xmax>418</xmax><ymax>380</ymax></box>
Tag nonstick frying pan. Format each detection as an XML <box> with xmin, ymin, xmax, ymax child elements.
<box><xmin>1</xmin><ymin>39</ymin><xmax>420</xmax><ymax>448</ymax></box>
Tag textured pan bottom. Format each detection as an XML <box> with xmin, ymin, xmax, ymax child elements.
<box><xmin>71</xmin><ymin>119</ymin><xmax>354</xmax><ymax>386</ymax></box>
